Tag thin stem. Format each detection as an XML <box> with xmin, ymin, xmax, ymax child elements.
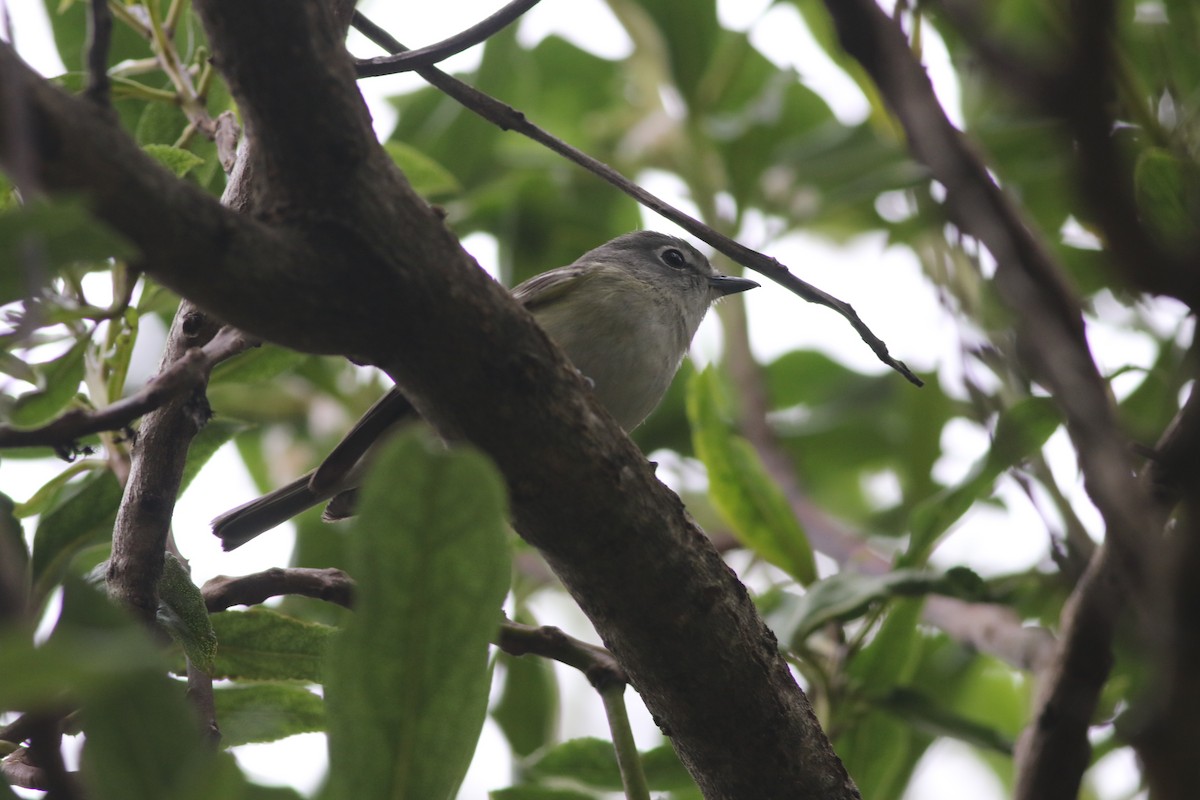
<box><xmin>164</xmin><ymin>0</ymin><xmax>188</xmax><ymax>35</ymax></box>
<box><xmin>109</xmin><ymin>76</ymin><xmax>181</xmax><ymax>104</ymax></box>
<box><xmin>107</xmin><ymin>0</ymin><xmax>149</xmax><ymax>38</ymax></box>
<box><xmin>350</xmin><ymin>11</ymin><xmax>922</xmax><ymax>388</ymax></box>
<box><xmin>355</xmin><ymin>0</ymin><xmax>543</xmax><ymax>77</ymax></box>
<box><xmin>600</xmin><ymin>684</ymin><xmax>652</xmax><ymax>800</ymax></box>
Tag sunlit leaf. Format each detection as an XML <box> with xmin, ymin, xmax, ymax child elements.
<box><xmin>384</xmin><ymin>141</ymin><xmax>461</xmax><ymax>198</ymax></box>
<box><xmin>209</xmin><ymin>608</ymin><xmax>333</xmax><ymax>682</ymax></box>
<box><xmin>213</xmin><ymin>683</ymin><xmax>326</xmax><ymax>747</ymax></box>
<box><xmin>688</xmin><ymin>368</ymin><xmax>816</xmax><ymax>584</ymax></box>
<box><xmin>143</xmin><ymin>144</ymin><xmax>206</xmax><ymax>178</ymax></box>
<box><xmin>31</xmin><ymin>469</ymin><xmax>121</xmax><ymax>599</ymax></box>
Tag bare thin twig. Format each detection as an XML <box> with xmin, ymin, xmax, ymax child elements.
<box><xmin>186</xmin><ymin>659</ymin><xmax>221</xmax><ymax>746</ymax></box>
<box><xmin>84</xmin><ymin>0</ymin><xmax>113</xmax><ymax>109</ymax></box>
<box><xmin>355</xmin><ymin>0</ymin><xmax>542</xmax><ymax>77</ymax></box>
<box><xmin>202</xmin><ymin>567</ymin><xmax>356</xmax><ymax>611</ymax></box>
<box><xmin>0</xmin><ymin>326</ymin><xmax>255</xmax><ymax>450</ymax></box>
<box><xmin>498</xmin><ymin>619</ymin><xmax>627</xmax><ymax>686</ymax></box>
<box><xmin>350</xmin><ymin>11</ymin><xmax>922</xmax><ymax>387</ymax></box>
<box><xmin>600</xmin><ymin>683</ymin><xmax>652</xmax><ymax>800</ymax></box>
<box><xmin>199</xmin><ymin>567</ymin><xmax>626</xmax><ymax>684</ymax></box>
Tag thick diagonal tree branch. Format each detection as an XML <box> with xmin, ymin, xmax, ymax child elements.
<box><xmin>0</xmin><ymin>3</ymin><xmax>857</xmax><ymax>796</ymax></box>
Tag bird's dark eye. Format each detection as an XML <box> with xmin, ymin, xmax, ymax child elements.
<box><xmin>661</xmin><ymin>248</ymin><xmax>687</xmax><ymax>269</ymax></box>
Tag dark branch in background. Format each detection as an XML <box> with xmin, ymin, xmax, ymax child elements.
<box><xmin>0</xmin><ymin>326</ymin><xmax>255</xmax><ymax>449</ymax></box>
<box><xmin>1013</xmin><ymin>386</ymin><xmax>1200</xmax><ymax>800</ymax></box>
<box><xmin>354</xmin><ymin>0</ymin><xmax>542</xmax><ymax>76</ymax></box>
<box><xmin>934</xmin><ymin>0</ymin><xmax>1200</xmax><ymax>308</ymax></box>
<box><xmin>25</xmin><ymin>716</ymin><xmax>79</xmax><ymax>800</ymax></box>
<box><xmin>83</xmin><ymin>0</ymin><xmax>113</xmax><ymax>110</ymax></box>
<box><xmin>350</xmin><ymin>11</ymin><xmax>922</xmax><ymax>388</ymax></box>
<box><xmin>0</xmin><ymin>749</ymin><xmax>54</xmax><ymax>793</ymax></box>
<box><xmin>820</xmin><ymin>3</ymin><xmax>1159</xmax><ymax>799</ymax></box>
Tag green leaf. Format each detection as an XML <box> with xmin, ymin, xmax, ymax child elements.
<box><xmin>767</xmin><ymin>568</ymin><xmax>981</xmax><ymax>648</ymax></box>
<box><xmin>31</xmin><ymin>469</ymin><xmax>121</xmax><ymax>599</ymax></box>
<box><xmin>0</xmin><ymin>200</ymin><xmax>139</xmax><ymax>304</ymax></box>
<box><xmin>180</xmin><ymin>419</ymin><xmax>247</xmax><ymax>496</ymax></box>
<box><xmin>210</xmin><ymin>344</ymin><xmax>307</xmax><ymax>385</ymax></box>
<box><xmin>143</xmin><ymin>144</ymin><xmax>206</xmax><ymax>178</ymax></box>
<box><xmin>157</xmin><ymin>553</ymin><xmax>218</xmax><ymax>674</ymax></box>
<box><xmin>911</xmin><ymin>641</ymin><xmax>1032</xmax><ymax>743</ymax></box>
<box><xmin>80</xmin><ymin>671</ymin><xmax>245</xmax><ymax>800</ymax></box>
<box><xmin>0</xmin><ymin>579</ymin><xmax>165</xmax><ymax>709</ymax></box>
<box><xmin>907</xmin><ymin>397</ymin><xmax>1060</xmax><ymax>560</ymax></box>
<box><xmin>836</xmin><ymin>709</ymin><xmax>927</xmax><ymax>800</ymax></box>
<box><xmin>877</xmin><ymin>688</ymin><xmax>1014</xmax><ymax>754</ymax></box>
<box><xmin>42</xmin><ymin>0</ymin><xmax>160</xmax><ymax>75</ymax></box>
<box><xmin>213</xmin><ymin>683</ymin><xmax>326</xmax><ymax>747</ymax></box>
<box><xmin>521</xmin><ymin>738</ymin><xmax>694</xmax><ymax>792</ymax></box>
<box><xmin>634</xmin><ymin>0</ymin><xmax>721</xmax><ymax>103</ymax></box>
<box><xmin>493</xmin><ymin>647</ymin><xmax>559</xmax><ymax>757</ymax></box>
<box><xmin>136</xmin><ymin>99</ymin><xmax>189</xmax><ymax>147</ymax></box>
<box><xmin>687</xmin><ymin>368</ymin><xmax>816</xmax><ymax>584</ymax></box>
<box><xmin>641</xmin><ymin>745</ymin><xmax>697</xmax><ymax>792</ymax></box>
<box><xmin>1135</xmin><ymin>147</ymin><xmax>1200</xmax><ymax>243</ymax></box>
<box><xmin>0</xmin><ymin>490</ymin><xmax>27</xmax><ymax>603</ymax></box>
<box><xmin>13</xmin><ymin>460</ymin><xmax>102</xmax><ymax>518</ymax></box>
<box><xmin>384</xmin><ymin>141</ymin><xmax>461</xmax><ymax>198</ymax></box>
<box><xmin>527</xmin><ymin>737</ymin><xmax>621</xmax><ymax>790</ymax></box>
<box><xmin>326</xmin><ymin>430</ymin><xmax>511</xmax><ymax>800</ymax></box>
<box><xmin>5</xmin><ymin>335</ymin><xmax>89</xmax><ymax>428</ymax></box>
<box><xmin>209</xmin><ymin>608</ymin><xmax>333</xmax><ymax>682</ymax></box>
<box><xmin>490</xmin><ymin>788</ymin><xmax>597</xmax><ymax>800</ymax></box>
<box><xmin>850</xmin><ymin>598</ymin><xmax>926</xmax><ymax>693</ymax></box>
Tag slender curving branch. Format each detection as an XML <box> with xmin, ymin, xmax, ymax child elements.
<box><xmin>354</xmin><ymin>0</ymin><xmax>543</xmax><ymax>77</ymax></box>
<box><xmin>202</xmin><ymin>567</ymin><xmax>356</xmax><ymax>611</ymax></box>
<box><xmin>200</xmin><ymin>567</ymin><xmax>627</xmax><ymax>682</ymax></box>
<box><xmin>0</xmin><ymin>326</ymin><xmax>255</xmax><ymax>450</ymax></box>
<box><xmin>600</xmin><ymin>684</ymin><xmax>652</xmax><ymax>800</ymax></box>
<box><xmin>351</xmin><ymin>11</ymin><xmax>922</xmax><ymax>388</ymax></box>
<box><xmin>933</xmin><ymin>0</ymin><xmax>1200</xmax><ymax>308</ymax></box>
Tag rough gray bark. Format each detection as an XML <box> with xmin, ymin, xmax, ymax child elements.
<box><xmin>0</xmin><ymin>2</ymin><xmax>857</xmax><ymax>797</ymax></box>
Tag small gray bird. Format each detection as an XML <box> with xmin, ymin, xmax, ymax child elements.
<box><xmin>212</xmin><ymin>231</ymin><xmax>758</xmax><ymax>549</ymax></box>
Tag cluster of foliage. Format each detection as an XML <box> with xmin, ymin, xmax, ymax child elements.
<box><xmin>3</xmin><ymin>0</ymin><xmax>1199</xmax><ymax>798</ymax></box>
